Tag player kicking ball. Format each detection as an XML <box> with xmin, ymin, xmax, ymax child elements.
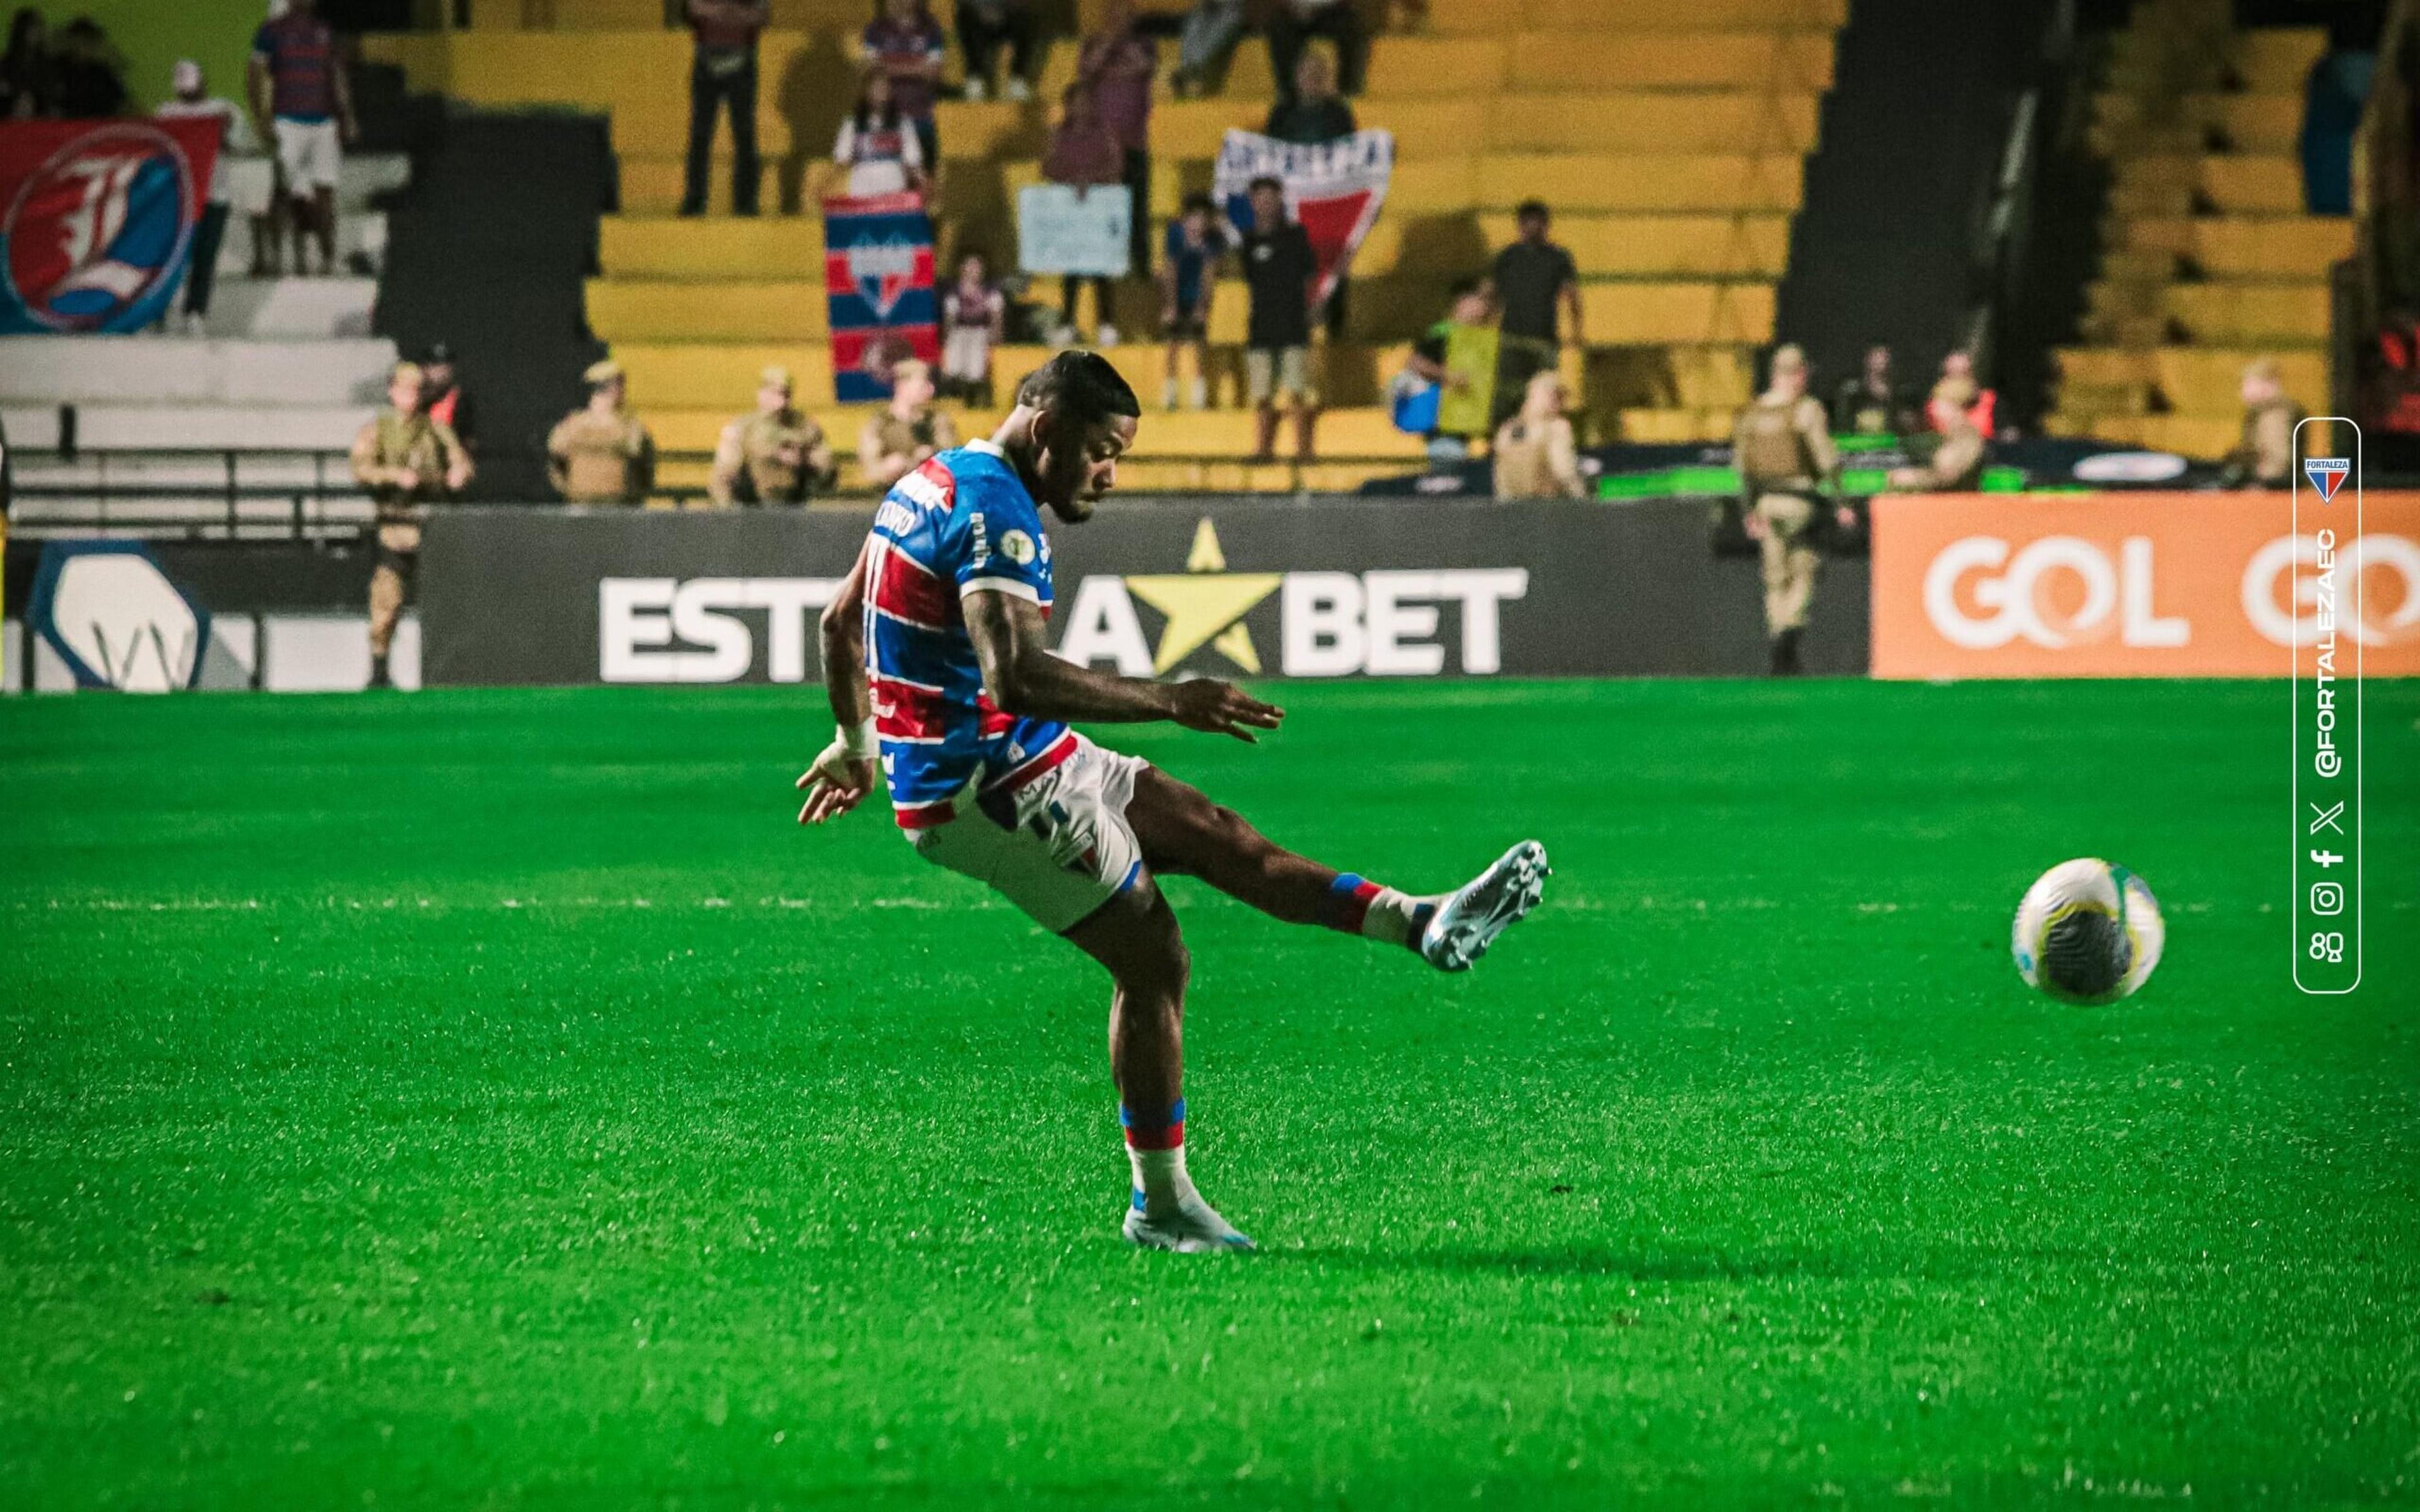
<box><xmin>797</xmin><ymin>352</ymin><xmax>1548</xmax><ymax>1253</ymax></box>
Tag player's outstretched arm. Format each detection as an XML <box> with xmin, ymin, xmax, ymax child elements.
<box><xmin>964</xmin><ymin>588</ymin><xmax>1284</xmax><ymax>742</ymax></box>
<box><xmin>798</xmin><ymin>543</ymin><xmax>877</xmax><ymax>823</ymax></box>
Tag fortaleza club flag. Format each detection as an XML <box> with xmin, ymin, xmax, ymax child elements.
<box><xmin>1213</xmin><ymin>129</ymin><xmax>1393</xmax><ymax>309</ymax></box>
<box><xmin>822</xmin><ymin>192</ymin><xmax>940</xmax><ymax>403</ymax></box>
<box><xmin>0</xmin><ymin>117</ymin><xmax>219</xmax><ymax>334</ymax></box>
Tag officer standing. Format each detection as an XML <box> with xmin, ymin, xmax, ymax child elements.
<box><xmin>350</xmin><ymin>361</ymin><xmax>472</xmax><ymax>689</ymax></box>
<box><xmin>2221</xmin><ymin>357</ymin><xmax>2306</xmax><ymax>488</ymax></box>
<box><xmin>1732</xmin><ymin>344</ymin><xmax>1841</xmax><ymax>677</ymax></box>
<box><xmin>709</xmin><ymin>366</ymin><xmax>836</xmax><ymax>505</ymax></box>
<box><xmin>547</xmin><ymin>360</ymin><xmax>657</xmax><ymax>504</ymax></box>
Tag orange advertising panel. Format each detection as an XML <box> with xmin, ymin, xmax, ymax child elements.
<box><xmin>1870</xmin><ymin>491</ymin><xmax>2420</xmax><ymax>679</ymax></box>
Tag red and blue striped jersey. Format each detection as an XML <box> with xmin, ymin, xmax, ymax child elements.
<box><xmin>861</xmin><ymin>440</ymin><xmax>1075</xmax><ymax>827</ymax></box>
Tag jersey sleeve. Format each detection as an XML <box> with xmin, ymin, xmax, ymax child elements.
<box><xmin>950</xmin><ymin>466</ymin><xmax>1052</xmax><ymax>606</ymax></box>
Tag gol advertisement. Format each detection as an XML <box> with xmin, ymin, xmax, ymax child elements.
<box><xmin>1870</xmin><ymin>491</ymin><xmax>2420</xmax><ymax>679</ymax></box>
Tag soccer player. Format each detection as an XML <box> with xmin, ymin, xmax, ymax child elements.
<box><xmin>796</xmin><ymin>352</ymin><xmax>1548</xmax><ymax>1253</ymax></box>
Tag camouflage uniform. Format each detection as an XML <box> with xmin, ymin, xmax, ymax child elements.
<box><xmin>1732</xmin><ymin>387</ymin><xmax>1838</xmax><ymax>643</ymax></box>
<box><xmin>350</xmin><ymin>403</ymin><xmax>468</xmax><ymax>664</ymax></box>
<box><xmin>548</xmin><ymin>407</ymin><xmax>655</xmax><ymax>504</ymax></box>
<box><xmin>710</xmin><ymin>408</ymin><xmax>835</xmax><ymax>505</ymax></box>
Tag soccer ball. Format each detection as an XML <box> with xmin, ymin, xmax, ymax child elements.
<box><xmin>2011</xmin><ymin>859</ymin><xmax>2166</xmax><ymax>1004</ymax></box>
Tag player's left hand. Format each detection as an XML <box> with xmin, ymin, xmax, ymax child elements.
<box><xmin>796</xmin><ymin>745</ymin><xmax>876</xmax><ymax>824</ymax></box>
<box><xmin>1169</xmin><ymin>679</ymin><xmax>1285</xmax><ymax>743</ymax></box>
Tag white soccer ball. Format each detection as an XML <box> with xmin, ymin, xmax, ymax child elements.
<box><xmin>2011</xmin><ymin>858</ymin><xmax>2166</xmax><ymax>1004</ymax></box>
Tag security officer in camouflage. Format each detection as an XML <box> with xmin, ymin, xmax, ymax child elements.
<box><xmin>1732</xmin><ymin>344</ymin><xmax>1840</xmax><ymax>677</ymax></box>
<box><xmin>350</xmin><ymin>361</ymin><xmax>472</xmax><ymax>689</ymax></box>
<box><xmin>708</xmin><ymin>365</ymin><xmax>836</xmax><ymax>505</ymax></box>
<box><xmin>547</xmin><ymin>359</ymin><xmax>656</xmax><ymax>504</ymax></box>
<box><xmin>2221</xmin><ymin>357</ymin><xmax>2306</xmax><ymax>488</ymax></box>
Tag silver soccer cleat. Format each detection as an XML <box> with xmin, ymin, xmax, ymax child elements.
<box><xmin>1419</xmin><ymin>840</ymin><xmax>1550</xmax><ymax>972</ymax></box>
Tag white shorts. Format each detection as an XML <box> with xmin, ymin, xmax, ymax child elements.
<box><xmin>907</xmin><ymin>734</ymin><xmax>1151</xmax><ymax>933</ymax></box>
<box><xmin>273</xmin><ymin>117</ymin><xmax>341</xmax><ymax>195</ymax></box>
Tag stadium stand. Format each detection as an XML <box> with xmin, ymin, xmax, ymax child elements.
<box><xmin>0</xmin><ymin>151</ymin><xmax>412</xmax><ymax>537</ymax></box>
<box><xmin>2048</xmin><ymin>0</ymin><xmax>2343</xmax><ymax>459</ymax></box>
<box><xmin>363</xmin><ymin>0</ymin><xmax>1843</xmax><ymax>493</ymax></box>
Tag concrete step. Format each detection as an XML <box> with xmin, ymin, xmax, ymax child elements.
<box><xmin>196</xmin><ymin>277</ymin><xmax>379</xmax><ymax>339</ymax></box>
<box><xmin>0</xmin><ymin>403</ymin><xmax>374</xmax><ymax>451</ymax></box>
<box><xmin>0</xmin><ymin>337</ymin><xmax>398</xmax><ymax>408</ymax></box>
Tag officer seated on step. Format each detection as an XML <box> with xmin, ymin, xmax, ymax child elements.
<box><xmin>710</xmin><ymin>365</ymin><xmax>836</xmax><ymax>505</ymax></box>
<box><xmin>547</xmin><ymin>360</ymin><xmax>656</xmax><ymax>505</ymax></box>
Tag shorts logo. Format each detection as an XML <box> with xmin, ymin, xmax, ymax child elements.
<box><xmin>4</xmin><ymin>122</ymin><xmax>197</xmax><ymax>332</ymax></box>
<box><xmin>2304</xmin><ymin>456</ymin><xmax>2349</xmax><ymax>501</ymax></box>
<box><xmin>999</xmin><ymin>529</ymin><xmax>1037</xmax><ymax>566</ymax></box>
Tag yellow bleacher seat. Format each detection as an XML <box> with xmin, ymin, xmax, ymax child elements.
<box><xmin>1425</xmin><ymin>0</ymin><xmax>1845</xmax><ymax>32</ymax></box>
<box><xmin>2056</xmin><ymin>346</ymin><xmax>2327</xmax><ymax>416</ymax></box>
<box><xmin>587</xmin><ymin>278</ymin><xmax>832</xmax><ymax>342</ymax></box>
<box><xmin>2119</xmin><ymin>216</ymin><xmax>2354</xmax><ymax>277</ymax></box>
<box><xmin>1504</xmin><ymin>33</ymin><xmax>1835</xmax><ymax>93</ymax></box>
<box><xmin>600</xmin><ymin>217</ymin><xmax>828</xmax><ymax>280</ymax></box>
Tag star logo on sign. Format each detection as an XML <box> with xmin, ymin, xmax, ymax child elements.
<box><xmin>1121</xmin><ymin>518</ymin><xmax>1281</xmax><ymax>673</ymax></box>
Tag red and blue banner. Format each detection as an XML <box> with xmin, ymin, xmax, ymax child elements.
<box><xmin>822</xmin><ymin>192</ymin><xmax>940</xmax><ymax>403</ymax></box>
<box><xmin>0</xmin><ymin>118</ymin><xmax>220</xmax><ymax>335</ymax></box>
<box><xmin>1213</xmin><ymin>129</ymin><xmax>1393</xmax><ymax>311</ymax></box>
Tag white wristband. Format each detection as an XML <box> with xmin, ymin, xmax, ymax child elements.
<box><xmin>839</xmin><ymin>718</ymin><xmax>879</xmax><ymax>761</ymax></box>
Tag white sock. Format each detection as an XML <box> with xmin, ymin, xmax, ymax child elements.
<box><xmin>1329</xmin><ymin>873</ymin><xmax>1440</xmax><ymax>950</ymax></box>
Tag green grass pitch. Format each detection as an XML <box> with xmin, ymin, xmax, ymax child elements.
<box><xmin>4</xmin><ymin>679</ymin><xmax>2416</xmax><ymax>1507</ymax></box>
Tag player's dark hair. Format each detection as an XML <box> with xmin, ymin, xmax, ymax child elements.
<box><xmin>1017</xmin><ymin>350</ymin><xmax>1141</xmax><ymax>423</ymax></box>
<box><xmin>1248</xmin><ymin>175</ymin><xmax>1284</xmax><ymax>195</ymax></box>
<box><xmin>1181</xmin><ymin>191</ymin><xmax>1216</xmax><ymax>216</ymax></box>
<box><xmin>1516</xmin><ymin>198</ymin><xmax>1550</xmax><ymax>221</ymax></box>
<box><xmin>1448</xmin><ymin>275</ymin><xmax>1484</xmax><ymax>301</ymax></box>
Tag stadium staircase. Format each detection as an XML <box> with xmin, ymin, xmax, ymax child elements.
<box><xmin>362</xmin><ymin>0</ymin><xmax>1844</xmax><ymax>495</ymax></box>
<box><xmin>2047</xmin><ymin>0</ymin><xmax>2342</xmax><ymax>457</ymax></box>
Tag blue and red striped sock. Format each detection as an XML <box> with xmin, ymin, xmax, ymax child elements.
<box><xmin>1323</xmin><ymin>873</ymin><xmax>1438</xmax><ymax>953</ymax></box>
<box><xmin>1123</xmin><ymin>1099</ymin><xmax>1192</xmax><ymax>1210</ymax></box>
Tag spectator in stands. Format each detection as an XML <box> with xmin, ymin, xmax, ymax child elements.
<box><xmin>1076</xmin><ymin>0</ymin><xmax>1156</xmax><ymax>282</ymax></box>
<box><xmin>1</xmin><ymin>9</ymin><xmax>52</xmax><ymax>119</ymax></box>
<box><xmin>1241</xmin><ymin>175</ymin><xmax>1318</xmax><ymax>462</ymax></box>
<box><xmin>678</xmin><ymin>0</ymin><xmax>768</xmax><ymax>218</ymax></box>
<box><xmin>1494</xmin><ymin>370</ymin><xmax>1585</xmax><ymax>501</ymax></box>
<box><xmin>1262</xmin><ymin>51</ymin><xmax>1355</xmax><ymax>338</ymax></box>
<box><xmin>1170</xmin><ymin>0</ymin><xmax>1244</xmax><ymax>98</ymax></box>
<box><xmin>1263</xmin><ymin>50</ymin><xmax>1354</xmax><ymax>144</ymax></box>
<box><xmin>1158</xmin><ymin>192</ymin><xmax>1226</xmax><ymax>411</ymax></box>
<box><xmin>351</xmin><ymin>361</ymin><xmax>471</xmax><ymax>690</ymax></box>
<box><xmin>1832</xmin><ymin>343</ymin><xmax>1918</xmax><ymax>435</ymax></box>
<box><xmin>1269</xmin><ymin>0</ymin><xmax>1364</xmax><ymax>100</ymax></box>
<box><xmin>956</xmin><ymin>0</ymin><xmax>1034</xmax><ymax>102</ymax></box>
<box><xmin>711</xmin><ymin>365</ymin><xmax>835</xmax><ymax>505</ymax></box>
<box><xmin>1886</xmin><ymin>375</ymin><xmax>1985</xmax><ymax>492</ymax></box>
<box><xmin>548</xmin><ymin>360</ymin><xmax>655</xmax><ymax>505</ymax></box>
<box><xmin>834</xmin><ymin>71</ymin><xmax>926</xmax><ymax>197</ymax></box>
<box><xmin>1732</xmin><ymin>345</ymin><xmax>1840</xmax><ymax>678</ymax></box>
<box><xmin>940</xmin><ymin>250</ymin><xmax>1006</xmax><ymax>403</ymax></box>
<box><xmin>50</xmin><ymin>16</ymin><xmax>124</xmax><ymax>118</ymax></box>
<box><xmin>1042</xmin><ymin>81</ymin><xmax>1127</xmax><ymax>345</ymax></box>
<box><xmin>1487</xmin><ymin>200</ymin><xmax>1581</xmax><ymax>430</ymax></box>
<box><xmin>858</xmin><ymin>359</ymin><xmax>959</xmax><ymax>491</ymax></box>
<box><xmin>157</xmin><ymin>60</ymin><xmax>260</xmax><ymax>335</ymax></box>
<box><xmin>1405</xmin><ymin>277</ymin><xmax>1499</xmax><ymax>459</ymax></box>
<box><xmin>250</xmin><ymin>0</ymin><xmax>357</xmax><ymax>279</ymax></box>
<box><xmin>861</xmin><ymin>0</ymin><xmax>947</xmax><ymax>176</ymax></box>
<box><xmin>422</xmin><ymin>343</ymin><xmax>475</xmax><ymax>455</ymax></box>
<box><xmin>1929</xmin><ymin>350</ymin><xmax>1994</xmax><ymax>436</ymax></box>
<box><xmin>2219</xmin><ymin>357</ymin><xmax>2305</xmax><ymax>489</ymax></box>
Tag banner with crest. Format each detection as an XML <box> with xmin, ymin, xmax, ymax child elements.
<box><xmin>0</xmin><ymin>118</ymin><xmax>221</xmax><ymax>335</ymax></box>
<box><xmin>822</xmin><ymin>192</ymin><xmax>941</xmax><ymax>403</ymax></box>
<box><xmin>1211</xmin><ymin>129</ymin><xmax>1392</xmax><ymax>311</ymax></box>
